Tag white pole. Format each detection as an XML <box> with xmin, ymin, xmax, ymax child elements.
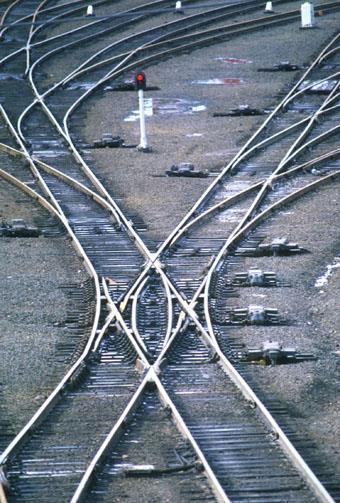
<box><xmin>175</xmin><ymin>1</ymin><xmax>184</xmax><ymax>13</ymax></box>
<box><xmin>86</xmin><ymin>5</ymin><xmax>94</xmax><ymax>16</ymax></box>
<box><xmin>138</xmin><ymin>89</ymin><xmax>148</xmax><ymax>151</ymax></box>
<box><xmin>301</xmin><ymin>2</ymin><xmax>315</xmax><ymax>27</ymax></box>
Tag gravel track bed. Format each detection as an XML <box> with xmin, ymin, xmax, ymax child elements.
<box><xmin>79</xmin><ymin>9</ymin><xmax>340</xmax><ymax>242</ymax></box>
<box><xmin>0</xmin><ymin>178</ymin><xmax>90</xmax><ymax>448</ymax></box>
<box><xmin>0</xmin><ymin>0</ymin><xmax>339</xmax><ymax>499</ymax></box>
<box><xmin>228</xmin><ymin>179</ymin><xmax>340</xmax><ymax>475</ymax></box>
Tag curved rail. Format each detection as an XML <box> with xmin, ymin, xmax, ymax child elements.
<box><xmin>0</xmin><ymin>167</ymin><xmax>102</xmax><ymax>466</ymax></box>
<box><xmin>1</xmin><ymin>4</ymin><xmax>339</xmax><ymax>500</ymax></box>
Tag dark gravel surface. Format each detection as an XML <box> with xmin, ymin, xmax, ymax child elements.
<box><xmin>75</xmin><ymin>7</ymin><xmax>340</xmax><ymax>494</ymax></box>
<box><xmin>229</xmin><ymin>179</ymin><xmax>340</xmax><ymax>475</ymax></box>
<box><xmin>79</xmin><ymin>7</ymin><xmax>340</xmax><ymax>242</ymax></box>
<box><xmin>0</xmin><ymin>179</ymin><xmax>89</xmax><ymax>446</ymax></box>
<box><xmin>86</xmin><ymin>391</ymin><xmax>215</xmax><ymax>502</ymax></box>
<box><xmin>0</xmin><ymin>1</ymin><xmax>339</xmax><ymax>500</ymax></box>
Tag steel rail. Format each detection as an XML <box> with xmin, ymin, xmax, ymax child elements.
<box><xmin>202</xmin><ymin>170</ymin><xmax>340</xmax><ymax>329</ymax></box>
<box><xmin>23</xmin><ymin>157</ymin><xmax>174</xmax><ymax>356</ymax></box>
<box><xmin>59</xmin><ymin>30</ymin><xmax>339</xmax><ymax>229</ymax></box>
<box><xmin>59</xmin><ymin>4</ymin><xmax>340</xmax><ymax>89</ymax></box>
<box><xmin>0</xmin><ymin>0</ymin><xmax>21</xmax><ymax>31</ymax></box>
<box><xmin>282</xmin><ymin>71</ymin><xmax>340</xmax><ymax>110</ymax></box>
<box><xmin>0</xmin><ymin>104</ymin><xmax>62</xmax><ymax>212</ymax></box>
<box><xmin>0</xmin><ymin>482</ymin><xmax>7</xmax><ymax>503</ymax></box>
<box><xmin>131</xmin><ymin>1</ymin><xmax>340</xmax><ymax>53</ymax></box>
<box><xmin>0</xmin><ymin>0</ymin><xmax>173</xmax><ymax>66</ymax></box>
<box><xmin>319</xmin><ymin>44</ymin><xmax>340</xmax><ymax>63</ymax></box>
<box><xmin>27</xmin><ymin>0</ymin><xmax>120</xmax><ymax>45</ymax></box>
<box><xmin>17</xmin><ymin>44</ymin><xmax>339</xmax><ymax>163</ymax></box>
<box><xmin>63</xmin><ymin>4</ymin><xmax>340</xmax><ymax>85</ymax></box>
<box><xmin>213</xmin><ymin>85</ymin><xmax>340</xmax><ymax>253</ymax></box>
<box><xmin>7</xmin><ymin>0</ymin><xmax>340</xmax><ymax>416</ymax></box>
<box><xmin>196</xmin><ymin>86</ymin><xmax>340</xmax><ymax>329</ymax></box>
<box><xmin>161</xmin><ymin>143</ymin><xmax>340</xmax><ymax>251</ymax></box>
<box><xmin>16</xmin><ymin>8</ymin><xmax>340</xmax><ymax>346</ymax></box>
<box><xmin>74</xmin><ymin>2</ymin><xmax>339</xmax><ymax>83</ymax></box>
<box><xmin>17</xmin><ymin>0</ymin><xmax>293</xmax><ymax>142</ymax></box>
<box><xmin>60</xmin><ymin>54</ymin><xmax>221</xmax><ymax>340</ymax></box>
<box><xmin>24</xmin><ymin>0</ymin><xmax>53</xmax><ymax>75</ymax></box>
<box><xmin>50</xmin><ymin>23</ymin><xmax>338</xmax><ymax>342</ymax></box>
<box><xmin>280</xmin><ymin>121</ymin><xmax>340</xmax><ymax>169</ymax></box>
<box><xmin>200</xmin><ymin>171</ymin><xmax>340</xmax><ymax>503</ymax></box>
<box><xmin>1</xmin><ymin>5</ymin><xmax>338</xmax><ymax>502</ymax></box>
<box><xmin>80</xmin><ymin>31</ymin><xmax>339</xmax><ymax>274</ymax></box>
<box><xmin>116</xmin><ymin>90</ymin><xmax>340</xmax><ymax>305</ymax></box>
<box><xmin>154</xmin><ymin>147</ymin><xmax>340</xmax><ymax>354</ymax></box>
<box><xmin>34</xmin><ymin>93</ymin><xmax>334</xmax><ymax>366</ymax></box>
<box><xmin>147</xmin><ymin>32</ymin><xmax>340</xmax><ymax>256</ymax></box>
<box><xmin>122</xmin><ymin>276</ymin><xmax>149</xmax><ymax>354</ymax></box>
<box><xmin>130</xmin><ymin>266</ymin><xmax>174</xmax><ymax>352</ymax></box>
<box><xmin>71</xmin><ymin>366</ymin><xmax>230</xmax><ymax>503</ymax></box>
<box><xmin>0</xmin><ymin>167</ymin><xmax>102</xmax><ymax>467</ymax></box>
<box><xmin>163</xmin><ymin>105</ymin><xmax>340</xmax><ymax>247</ymax></box>
<box><xmin>4</xmin><ymin>0</ymin><xmax>310</xmax><ymax>354</ymax></box>
<box><xmin>0</xmin><ymin>164</ymin><xmax>62</xmax><ymax>215</ymax></box>
<box><xmin>277</xmin><ymin>86</ymin><xmax>340</xmax><ymax>170</ymax></box>
<box><xmin>60</xmin><ymin>9</ymin><xmax>340</xmax><ymax>121</ymax></box>
<box><xmin>0</xmin><ymin>133</ymin><xmax>200</xmax><ymax>362</ymax></box>
<box><xmin>13</xmin><ymin>0</ymin><xmax>338</xmax><ymax>190</ymax></box>
<box><xmin>72</xmin><ymin>173</ymin><xmax>339</xmax><ymax>502</ymax></box>
<box><xmin>0</xmin><ymin>0</ymin><xmax>89</xmax><ymax>37</ymax></box>
<box><xmin>0</xmin><ymin>0</ymin><xmax>183</xmax><ymax>45</ymax></box>
<box><xmin>60</xmin><ymin>0</ymin><xmax>293</xmax><ymax>85</ymax></box>
<box><xmin>2</xmin><ymin>98</ymin><xmax>338</xmax><ymax>503</ymax></box>
<box><xmin>30</xmin><ymin>0</ymin><xmax>185</xmax><ymax>50</ymax></box>
<box><xmin>101</xmin><ymin>278</ymin><xmax>150</xmax><ymax>363</ymax></box>
<box><xmin>70</xmin><ymin>373</ymin><xmax>156</xmax><ymax>503</ymax></box>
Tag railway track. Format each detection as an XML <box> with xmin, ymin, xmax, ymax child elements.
<box><xmin>0</xmin><ymin>0</ymin><xmax>339</xmax><ymax>501</ymax></box>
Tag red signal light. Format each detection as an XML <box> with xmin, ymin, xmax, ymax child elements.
<box><xmin>135</xmin><ymin>71</ymin><xmax>146</xmax><ymax>91</ymax></box>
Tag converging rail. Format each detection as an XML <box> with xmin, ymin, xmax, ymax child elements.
<box><xmin>0</xmin><ymin>0</ymin><xmax>339</xmax><ymax>501</ymax></box>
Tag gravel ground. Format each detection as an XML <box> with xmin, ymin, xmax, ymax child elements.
<box><xmin>78</xmin><ymin>8</ymin><xmax>340</xmax><ymax>242</ymax></box>
<box><xmin>228</xmin><ymin>179</ymin><xmax>340</xmax><ymax>475</ymax></box>
<box><xmin>0</xmin><ymin>179</ymin><xmax>89</xmax><ymax>444</ymax></box>
<box><xmin>74</xmin><ymin>7</ymin><xmax>340</xmax><ymax>491</ymax></box>
<box><xmin>87</xmin><ymin>392</ymin><xmax>215</xmax><ymax>502</ymax></box>
<box><xmin>0</xmin><ymin>1</ymin><xmax>339</xmax><ymax>499</ymax></box>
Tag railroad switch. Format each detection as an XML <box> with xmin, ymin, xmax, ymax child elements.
<box><xmin>258</xmin><ymin>61</ymin><xmax>301</xmax><ymax>72</ymax></box>
<box><xmin>232</xmin><ymin>269</ymin><xmax>277</xmax><ymax>287</ymax></box>
<box><xmin>237</xmin><ymin>237</ymin><xmax>308</xmax><ymax>256</ymax></box>
<box><xmin>91</xmin><ymin>134</ymin><xmax>124</xmax><ymax>149</ymax></box>
<box><xmin>166</xmin><ymin>163</ymin><xmax>209</xmax><ymax>178</ymax></box>
<box><xmin>237</xmin><ymin>340</ymin><xmax>317</xmax><ymax>366</ymax></box>
<box><xmin>0</xmin><ymin>219</ymin><xmax>40</xmax><ymax>237</ymax></box>
<box><xmin>213</xmin><ymin>105</ymin><xmax>268</xmax><ymax>117</ymax></box>
<box><xmin>258</xmin><ymin>237</ymin><xmax>307</xmax><ymax>255</ymax></box>
<box><xmin>225</xmin><ymin>305</ymin><xmax>280</xmax><ymax>325</ymax></box>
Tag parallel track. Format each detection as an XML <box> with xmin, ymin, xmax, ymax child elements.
<box><xmin>0</xmin><ymin>1</ymin><xmax>339</xmax><ymax>501</ymax></box>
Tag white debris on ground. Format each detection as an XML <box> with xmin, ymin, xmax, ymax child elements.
<box><xmin>314</xmin><ymin>259</ymin><xmax>340</xmax><ymax>288</ymax></box>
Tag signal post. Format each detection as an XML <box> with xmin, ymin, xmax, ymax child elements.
<box><xmin>135</xmin><ymin>72</ymin><xmax>151</xmax><ymax>152</ymax></box>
